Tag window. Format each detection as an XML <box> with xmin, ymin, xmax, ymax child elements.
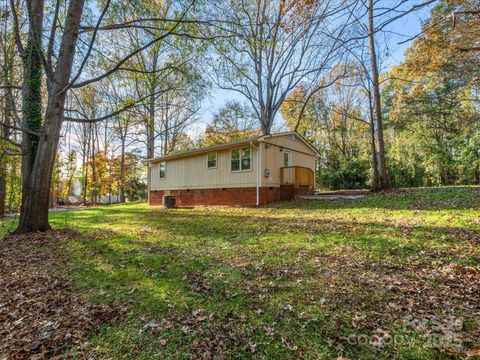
<box><xmin>207</xmin><ymin>152</ymin><xmax>217</xmax><ymax>169</ymax></box>
<box><xmin>283</xmin><ymin>151</ymin><xmax>291</xmax><ymax>167</ymax></box>
<box><xmin>231</xmin><ymin>147</ymin><xmax>251</xmax><ymax>172</ymax></box>
<box><xmin>231</xmin><ymin>148</ymin><xmax>240</xmax><ymax>171</ymax></box>
<box><xmin>159</xmin><ymin>162</ymin><xmax>166</xmax><ymax>179</ymax></box>
<box><xmin>241</xmin><ymin>147</ymin><xmax>251</xmax><ymax>170</ymax></box>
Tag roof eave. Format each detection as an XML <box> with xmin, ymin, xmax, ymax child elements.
<box><xmin>258</xmin><ymin>131</ymin><xmax>320</xmax><ymax>156</ymax></box>
<box><xmin>144</xmin><ymin>138</ymin><xmax>260</xmax><ymax>164</ymax></box>
<box><xmin>144</xmin><ymin>131</ymin><xmax>320</xmax><ymax>164</ymax></box>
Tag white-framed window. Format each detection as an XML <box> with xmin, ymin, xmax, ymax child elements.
<box><xmin>207</xmin><ymin>151</ymin><xmax>217</xmax><ymax>169</ymax></box>
<box><xmin>283</xmin><ymin>150</ymin><xmax>291</xmax><ymax>167</ymax></box>
<box><xmin>159</xmin><ymin>161</ymin><xmax>166</xmax><ymax>179</ymax></box>
<box><xmin>231</xmin><ymin>147</ymin><xmax>251</xmax><ymax>172</ymax></box>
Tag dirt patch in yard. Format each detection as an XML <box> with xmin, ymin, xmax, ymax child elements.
<box><xmin>0</xmin><ymin>229</ymin><xmax>126</xmax><ymax>359</ymax></box>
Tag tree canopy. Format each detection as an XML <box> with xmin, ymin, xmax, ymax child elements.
<box><xmin>0</xmin><ymin>0</ymin><xmax>479</xmax><ymax>229</ymax></box>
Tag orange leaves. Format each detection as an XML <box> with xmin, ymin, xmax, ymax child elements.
<box><xmin>280</xmin><ymin>0</ymin><xmax>317</xmax><ymax>33</ymax></box>
<box><xmin>280</xmin><ymin>83</ymin><xmax>307</xmax><ymax>130</ymax></box>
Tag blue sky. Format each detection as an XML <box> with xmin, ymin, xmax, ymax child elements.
<box><xmin>194</xmin><ymin>4</ymin><xmax>433</xmax><ymax>135</ymax></box>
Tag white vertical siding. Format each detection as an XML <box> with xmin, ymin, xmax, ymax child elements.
<box><xmin>150</xmin><ymin>147</ymin><xmax>258</xmax><ymax>190</ymax></box>
<box><xmin>149</xmin><ymin>134</ymin><xmax>317</xmax><ymax>190</ymax></box>
<box><xmin>261</xmin><ymin>135</ymin><xmax>316</xmax><ymax>187</ymax></box>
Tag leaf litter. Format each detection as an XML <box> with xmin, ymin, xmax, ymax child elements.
<box><xmin>0</xmin><ymin>229</ymin><xmax>126</xmax><ymax>359</ymax></box>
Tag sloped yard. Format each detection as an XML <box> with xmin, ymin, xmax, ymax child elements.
<box><xmin>1</xmin><ymin>187</ymin><xmax>479</xmax><ymax>359</ymax></box>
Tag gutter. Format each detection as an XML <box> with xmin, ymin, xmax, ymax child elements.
<box><xmin>144</xmin><ymin>137</ymin><xmax>257</xmax><ymax>164</ymax></box>
<box><xmin>250</xmin><ymin>141</ymin><xmax>260</xmax><ymax>206</ymax></box>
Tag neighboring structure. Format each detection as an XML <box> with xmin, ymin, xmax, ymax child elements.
<box><xmin>145</xmin><ymin>132</ymin><xmax>318</xmax><ymax>207</ymax></box>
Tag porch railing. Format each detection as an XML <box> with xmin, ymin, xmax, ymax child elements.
<box><xmin>280</xmin><ymin>166</ymin><xmax>315</xmax><ymax>187</ymax></box>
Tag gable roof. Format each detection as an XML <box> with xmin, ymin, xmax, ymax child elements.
<box><xmin>258</xmin><ymin>131</ymin><xmax>320</xmax><ymax>156</ymax></box>
<box><xmin>145</xmin><ymin>131</ymin><xmax>319</xmax><ymax>163</ymax></box>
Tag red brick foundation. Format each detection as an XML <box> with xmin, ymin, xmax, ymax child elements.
<box><xmin>295</xmin><ymin>185</ymin><xmax>314</xmax><ymax>196</ymax></box>
<box><xmin>149</xmin><ymin>185</ymin><xmax>314</xmax><ymax>207</ymax></box>
<box><xmin>279</xmin><ymin>185</ymin><xmax>294</xmax><ymax>200</ymax></box>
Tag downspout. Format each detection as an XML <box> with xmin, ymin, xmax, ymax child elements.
<box><xmin>147</xmin><ymin>162</ymin><xmax>151</xmax><ymax>205</ymax></box>
<box><xmin>250</xmin><ymin>141</ymin><xmax>260</xmax><ymax>206</ymax></box>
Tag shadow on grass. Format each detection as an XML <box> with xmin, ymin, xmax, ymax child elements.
<box><xmin>58</xmin><ymin>200</ymin><xmax>480</xmax><ymax>356</ymax></box>
<box><xmin>275</xmin><ymin>186</ymin><xmax>480</xmax><ymax>211</ymax></box>
<box><xmin>31</xmin><ymin>188</ymin><xmax>478</xmax><ymax>358</ymax></box>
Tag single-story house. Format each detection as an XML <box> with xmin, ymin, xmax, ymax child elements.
<box><xmin>145</xmin><ymin>131</ymin><xmax>318</xmax><ymax>207</ymax></box>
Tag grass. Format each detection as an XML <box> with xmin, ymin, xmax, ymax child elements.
<box><xmin>1</xmin><ymin>186</ymin><xmax>480</xmax><ymax>359</ymax></box>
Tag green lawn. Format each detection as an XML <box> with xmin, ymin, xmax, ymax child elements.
<box><xmin>1</xmin><ymin>186</ymin><xmax>480</xmax><ymax>359</ymax></box>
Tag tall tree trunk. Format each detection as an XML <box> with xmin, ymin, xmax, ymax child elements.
<box><xmin>0</xmin><ymin>68</ymin><xmax>11</xmax><ymax>217</ymax></box>
<box><xmin>90</xmin><ymin>125</ymin><xmax>97</xmax><ymax>204</ymax></box>
<box><xmin>0</xmin><ymin>13</ymin><xmax>11</xmax><ymax>217</ymax></box>
<box><xmin>367</xmin><ymin>86</ymin><xmax>379</xmax><ymax>189</ymax></box>
<box><xmin>82</xmin><ymin>125</ymin><xmax>90</xmax><ymax>204</ymax></box>
<box><xmin>260</xmin><ymin>108</ymin><xmax>274</xmax><ymax>135</ymax></box>
<box><xmin>163</xmin><ymin>93</ymin><xmax>169</xmax><ymax>156</ymax></box>
<box><xmin>0</xmin><ymin>156</ymin><xmax>6</xmax><ymax>218</ymax></box>
<box><xmin>147</xmin><ymin>95</ymin><xmax>155</xmax><ymax>159</ymax></box>
<box><xmin>17</xmin><ymin>0</ymin><xmax>45</xmax><ymax>230</ymax></box>
<box><xmin>368</xmin><ymin>0</ymin><xmax>388</xmax><ymax>190</ymax></box>
<box><xmin>146</xmin><ymin>95</ymin><xmax>155</xmax><ymax>204</ymax></box>
<box><xmin>7</xmin><ymin>160</ymin><xmax>18</xmax><ymax>213</ymax></box>
<box><xmin>17</xmin><ymin>99</ymin><xmax>66</xmax><ymax>232</ymax></box>
<box><xmin>16</xmin><ymin>0</ymin><xmax>85</xmax><ymax>233</ymax></box>
<box><xmin>119</xmin><ymin>134</ymin><xmax>126</xmax><ymax>203</ymax></box>
<box><xmin>0</xmin><ymin>126</ymin><xmax>7</xmax><ymax>217</ymax></box>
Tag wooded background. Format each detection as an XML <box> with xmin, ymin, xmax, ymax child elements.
<box><xmin>0</xmin><ymin>0</ymin><xmax>478</xmax><ymax>232</ymax></box>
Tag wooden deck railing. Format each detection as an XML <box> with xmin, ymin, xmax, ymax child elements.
<box><xmin>280</xmin><ymin>166</ymin><xmax>315</xmax><ymax>187</ymax></box>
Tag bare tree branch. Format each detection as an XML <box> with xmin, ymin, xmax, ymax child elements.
<box><xmin>71</xmin><ymin>0</ymin><xmax>196</xmax><ymax>89</ymax></box>
<box><xmin>398</xmin><ymin>9</ymin><xmax>480</xmax><ymax>45</ymax></box>
<box><xmin>68</xmin><ymin>0</ymin><xmax>112</xmax><ymax>86</ymax></box>
<box><xmin>0</xmin><ymin>121</ymin><xmax>39</xmax><ymax>136</ymax></box>
<box><xmin>8</xmin><ymin>0</ymin><xmax>23</xmax><ymax>54</ymax></box>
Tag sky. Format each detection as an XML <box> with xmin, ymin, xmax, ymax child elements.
<box><xmin>192</xmin><ymin>3</ymin><xmax>434</xmax><ymax>136</ymax></box>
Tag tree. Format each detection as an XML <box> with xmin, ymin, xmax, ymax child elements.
<box><xmin>203</xmin><ymin>101</ymin><xmax>260</xmax><ymax>145</ymax></box>
<box><xmin>169</xmin><ymin>132</ymin><xmax>197</xmax><ymax>152</ymax></box>
<box><xmin>206</xmin><ymin>0</ymin><xmax>351</xmax><ymax>135</ymax></box>
<box><xmin>103</xmin><ymin>0</ymin><xmax>207</xmax><ymax>159</ymax></box>
<box><xmin>343</xmin><ymin>0</ymin><xmax>439</xmax><ymax>189</ymax></box>
<box><xmin>111</xmin><ymin>112</ymin><xmax>133</xmax><ymax>203</ymax></box>
<box><xmin>384</xmin><ymin>60</ymin><xmax>479</xmax><ymax>186</ymax></box>
<box><xmin>111</xmin><ymin>151</ymin><xmax>141</xmax><ymax>202</ymax></box>
<box><xmin>0</xmin><ymin>5</ymin><xmax>19</xmax><ymax>216</ymax></box>
<box><xmin>154</xmin><ymin>66</ymin><xmax>205</xmax><ymax>156</ymax></box>
<box><xmin>401</xmin><ymin>0</ymin><xmax>479</xmax><ymax>86</ymax></box>
<box><xmin>280</xmin><ymin>83</ymin><xmax>328</xmax><ymax>148</ymax></box>
<box><xmin>101</xmin><ymin>1</ymin><xmax>206</xmax><ymax>206</ymax></box>
<box><xmin>6</xmin><ymin>0</ymin><xmax>196</xmax><ymax>233</ymax></box>
<box><xmin>281</xmin><ymin>70</ymin><xmax>373</xmax><ymax>190</ymax></box>
<box><xmin>380</xmin><ymin>0</ymin><xmax>479</xmax><ymax>186</ymax></box>
<box><xmin>124</xmin><ymin>175</ymin><xmax>147</xmax><ymax>201</ymax></box>
<box><xmin>367</xmin><ymin>0</ymin><xmax>388</xmax><ymax>189</ymax></box>
<box><xmin>60</xmin><ymin>149</ymin><xmax>77</xmax><ymax>201</ymax></box>
<box><xmin>88</xmin><ymin>150</ymin><xmax>110</xmax><ymax>203</ymax></box>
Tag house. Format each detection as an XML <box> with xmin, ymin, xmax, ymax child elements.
<box><xmin>145</xmin><ymin>131</ymin><xmax>319</xmax><ymax>207</ymax></box>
